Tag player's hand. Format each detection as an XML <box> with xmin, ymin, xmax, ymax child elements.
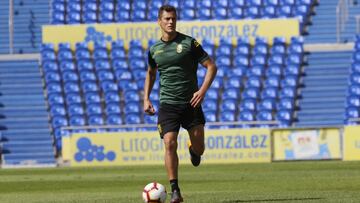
<box><xmin>190</xmin><ymin>90</ymin><xmax>205</xmax><ymax>108</ymax></box>
<box><xmin>144</xmin><ymin>99</ymin><xmax>156</xmax><ymax>115</ymax></box>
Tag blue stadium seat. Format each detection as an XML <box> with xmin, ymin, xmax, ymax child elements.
<box><xmin>277</xmin><ymin>97</ymin><xmax>295</xmax><ymax>110</ymax></box>
<box><xmin>266</xmin><ymin>65</ymin><xmax>282</xmax><ymax>77</ymax></box>
<box><xmin>281</xmin><ymin>75</ymin><xmax>298</xmax><ymax>87</ymax></box>
<box><xmin>52</xmin><ymin>116</ymin><xmax>68</xmax><ymax>128</ymax></box>
<box><xmin>352</xmin><ymin>63</ymin><xmax>360</xmax><ymax>73</ymax></box>
<box><xmin>230</xmin><ymin>0</ymin><xmax>246</xmax><ymax>7</ymax></box>
<box><xmin>351</xmin><ymin>73</ymin><xmax>360</xmax><ymax>85</ymax></box>
<box><xmin>132</xmin><ymin>9</ymin><xmax>147</xmax><ymax>21</ymax></box>
<box><xmin>52</xmin><ymin>1</ymin><xmax>65</xmax><ymax>12</ymax></box>
<box><xmin>69</xmin><ymin>115</ymin><xmax>86</xmax><ymax>126</ymax></box>
<box><xmin>204</xmin><ymin>110</ymin><xmax>217</xmax><ymax>122</ymax></box>
<box><xmin>101</xmin><ymin>81</ymin><xmax>118</xmax><ymax>92</ymax></box>
<box><xmin>105</xmin><ymin>91</ymin><xmax>120</xmax><ymax>104</ymax></box>
<box><xmin>345</xmin><ymin>107</ymin><xmax>359</xmax><ymax>120</ymax></box>
<box><xmin>67</xmin><ymin>11</ymin><xmax>81</xmax><ymax>24</ymax></box>
<box><xmin>124</xmin><ymin>90</ymin><xmax>140</xmax><ymax>102</ymax></box>
<box><xmin>133</xmin><ymin>68</ymin><xmax>146</xmax><ymax>80</ymax></box>
<box><xmin>264</xmin><ymin>0</ymin><xmax>279</xmax><ymax>6</ymax></box>
<box><xmin>183</xmin><ymin>0</ymin><xmax>196</xmax><ymax>8</ymax></box>
<box><xmin>271</xmin><ymin>44</ymin><xmax>286</xmax><ymax>55</ymax></box>
<box><xmin>62</xmin><ymin>71</ymin><xmax>79</xmax><ymax>83</ymax></box>
<box><xmin>221</xmin><ymin>99</ymin><xmax>237</xmax><ymax>112</ymax></box>
<box><xmin>66</xmin><ymin>93</ymin><xmax>82</xmax><ymax>104</ymax></box>
<box><xmin>83</xmin><ymin>1</ymin><xmax>97</xmax><ymax>12</ymax></box>
<box><xmin>46</xmin><ymin>82</ymin><xmax>62</xmax><ymax>94</ymax></box>
<box><xmin>88</xmin><ymin>115</ymin><xmax>105</xmax><ymax>126</ymax></box>
<box><xmin>50</xmin><ymin>104</ymin><xmax>66</xmax><ymax>117</ymax></box>
<box><xmin>197</xmin><ymin>0</ymin><xmax>212</xmax><ymax>8</ymax></box>
<box><xmin>48</xmin><ymin>93</ymin><xmax>65</xmax><ymax>106</ymax></box>
<box><xmin>68</xmin><ymin>1</ymin><xmax>81</xmax><ymax>12</ymax></box>
<box><xmin>220</xmin><ymin>111</ymin><xmax>236</xmax><ymax>122</ymax></box>
<box><xmin>279</xmin><ymin>86</ymin><xmax>297</xmax><ymax>98</ymax></box>
<box><xmin>124</xmin><ymin>102</ymin><xmax>141</xmax><ymax>114</ymax></box>
<box><xmin>83</xmin><ymin>11</ymin><xmax>97</xmax><ymax>23</ymax></box>
<box><xmin>268</xmin><ymin>54</ymin><xmax>285</xmax><ymax>66</ymax></box>
<box><xmin>68</xmin><ymin>104</ymin><xmax>85</xmax><ymax>116</ymax></box>
<box><xmin>64</xmin><ymin>82</ymin><xmax>80</xmax><ymax>94</ymax></box>
<box><xmin>238</xmin><ymin>110</ymin><xmax>256</xmax><ymax>127</ymax></box>
<box><xmin>264</xmin><ymin>75</ymin><xmax>281</xmax><ymax>88</ymax></box>
<box><xmin>198</xmin><ymin>8</ymin><xmax>212</xmax><ymax>20</ymax></box>
<box><xmin>180</xmin><ymin>9</ymin><xmax>196</xmax><ymax>20</ymax></box>
<box><xmin>129</xmin><ymin>59</ymin><xmax>146</xmax><ymax>70</ymax></box>
<box><xmin>125</xmin><ymin>113</ymin><xmax>141</xmax><ymax>124</ymax></box>
<box><xmin>258</xmin><ymin>99</ymin><xmax>276</xmax><ymax>111</ymax></box>
<box><xmin>87</xmin><ymin>103</ymin><xmax>103</xmax><ymax>116</ymax></box>
<box><xmin>60</xmin><ymin>61</ymin><xmax>76</xmax><ymax>72</ymax></box>
<box><xmin>116</xmin><ymin>10</ymin><xmax>130</xmax><ymax>22</ymax></box>
<box><xmin>111</xmin><ymin>48</ymin><xmax>126</xmax><ymax>60</ymax></box>
<box><xmin>234</xmin><ymin>44</ymin><xmax>250</xmax><ymax>56</ymax></box>
<box><xmin>105</xmin><ymin>103</ymin><xmax>121</xmax><ymax>115</ymax></box>
<box><xmin>284</xmin><ymin>64</ymin><xmax>301</xmax><ymax>76</ymax></box>
<box><xmin>251</xmin><ymin>55</ymin><xmax>267</xmax><ymax>66</ymax></box>
<box><xmin>85</xmin><ymin>92</ymin><xmax>101</xmax><ymax>104</ymax></box>
<box><xmin>42</xmin><ymin>50</ymin><xmax>56</xmax><ymax>61</ymax></box>
<box><xmin>257</xmin><ymin>110</ymin><xmax>274</xmax><ymax>122</ymax></box>
<box><xmin>262</xmin><ymin>6</ymin><xmax>277</xmax><ymax>18</ymax></box>
<box><xmin>248</xmin><ymin>0</ymin><xmax>263</xmax><ymax>6</ymax></box>
<box><xmin>261</xmin><ymin>87</ymin><xmax>279</xmax><ymax>99</ymax></box>
<box><xmin>203</xmin><ymin>99</ymin><xmax>218</xmax><ymax>112</ymax></box>
<box><xmin>100</xmin><ymin>1</ymin><xmax>115</xmax><ymax>12</ymax></box>
<box><xmin>214</xmin><ymin>7</ymin><xmax>228</xmax><ymax>19</ymax></box>
<box><xmin>276</xmin><ymin>109</ymin><xmax>293</xmax><ymax>126</ymax></box>
<box><xmin>45</xmin><ymin>71</ymin><xmax>61</xmax><ymax>84</ymax></box>
<box><xmin>95</xmin><ymin>59</ymin><xmax>111</xmax><ymax>71</ymax></box>
<box><xmin>233</xmin><ymin>55</ymin><xmax>249</xmax><ymax>68</ymax></box>
<box><xmin>280</xmin><ymin>0</ymin><xmax>295</xmax><ymax>5</ymax></box>
<box><xmin>239</xmin><ymin>99</ymin><xmax>257</xmax><ymax>112</ymax></box>
<box><xmin>223</xmin><ymin>88</ymin><xmax>240</xmax><ymax>100</ymax></box>
<box><xmin>107</xmin><ymin>114</ymin><xmax>123</xmax><ymax>125</ymax></box>
<box><xmin>97</xmin><ymin>70</ymin><xmax>114</xmax><ymax>81</ymax></box>
<box><xmin>82</xmin><ymin>81</ymin><xmax>99</xmax><ymax>93</ymax></box>
<box><xmin>58</xmin><ymin>50</ymin><xmax>73</xmax><ymax>61</ymax></box>
<box><xmin>216</xmin><ymin>57</ymin><xmax>232</xmax><ymax>68</ymax></box>
<box><xmin>245</xmin><ymin>6</ymin><xmax>261</xmax><ymax>19</ymax></box>
<box><xmin>246</xmin><ymin>76</ymin><xmax>262</xmax><ymax>88</ymax></box>
<box><xmin>247</xmin><ymin>65</ymin><xmax>265</xmax><ymax>77</ymax></box>
<box><xmin>225</xmin><ymin>76</ymin><xmax>243</xmax><ymax>89</ymax></box>
<box><xmin>347</xmin><ymin>95</ymin><xmax>360</xmax><ymax>108</ymax></box>
<box><xmin>277</xmin><ymin>5</ymin><xmax>293</xmax><ymax>18</ymax></box>
<box><xmin>113</xmin><ymin>59</ymin><xmax>128</xmax><ymax>71</ymax></box>
<box><xmin>93</xmin><ymin>49</ymin><xmax>108</xmax><ymax>60</ymax></box>
<box><xmin>76</xmin><ymin>49</ymin><xmax>91</xmax><ymax>59</ymax></box>
<box><xmin>206</xmin><ymin>88</ymin><xmax>219</xmax><ymax>100</ymax></box>
<box><xmin>349</xmin><ymin>85</ymin><xmax>360</xmax><ymax>96</ymax></box>
<box><xmin>51</xmin><ymin>11</ymin><xmax>66</xmax><ymax>24</ymax></box>
<box><xmin>230</xmin><ymin>7</ymin><xmax>245</xmax><ymax>19</ymax></box>
<box><xmin>80</xmin><ymin>71</ymin><xmax>96</xmax><ymax>82</ymax></box>
<box><xmin>117</xmin><ymin>0</ymin><xmax>131</xmax><ymax>10</ymax></box>
<box><xmin>242</xmin><ymin>87</ymin><xmax>260</xmax><ymax>100</ymax></box>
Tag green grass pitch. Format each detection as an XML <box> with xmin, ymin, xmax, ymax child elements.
<box><xmin>0</xmin><ymin>161</ymin><xmax>359</xmax><ymax>203</ymax></box>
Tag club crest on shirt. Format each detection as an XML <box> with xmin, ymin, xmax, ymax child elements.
<box><xmin>176</xmin><ymin>44</ymin><xmax>183</xmax><ymax>53</ymax></box>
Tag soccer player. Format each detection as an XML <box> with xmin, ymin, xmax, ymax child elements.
<box><xmin>143</xmin><ymin>5</ymin><xmax>217</xmax><ymax>203</ymax></box>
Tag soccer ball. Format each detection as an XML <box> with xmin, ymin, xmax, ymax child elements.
<box><xmin>142</xmin><ymin>182</ymin><xmax>167</xmax><ymax>203</ymax></box>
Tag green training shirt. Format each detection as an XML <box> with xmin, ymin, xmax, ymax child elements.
<box><xmin>148</xmin><ymin>32</ymin><xmax>209</xmax><ymax>104</ymax></box>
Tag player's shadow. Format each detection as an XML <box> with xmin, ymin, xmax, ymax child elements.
<box><xmin>223</xmin><ymin>197</ymin><xmax>323</xmax><ymax>202</ymax></box>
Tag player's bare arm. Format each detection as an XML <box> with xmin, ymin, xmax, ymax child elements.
<box><xmin>143</xmin><ymin>66</ymin><xmax>157</xmax><ymax>115</ymax></box>
<box><xmin>190</xmin><ymin>58</ymin><xmax>217</xmax><ymax>108</ymax></box>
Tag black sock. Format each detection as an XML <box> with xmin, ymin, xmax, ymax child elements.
<box><xmin>170</xmin><ymin>179</ymin><xmax>180</xmax><ymax>192</ymax></box>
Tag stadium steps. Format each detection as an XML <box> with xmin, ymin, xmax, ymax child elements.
<box><xmin>295</xmin><ymin>51</ymin><xmax>352</xmax><ymax>127</ymax></box>
<box><xmin>0</xmin><ymin>59</ymin><xmax>56</xmax><ymax>168</ymax></box>
<box><xmin>0</xmin><ymin>1</ymin><xmax>9</xmax><ymax>54</ymax></box>
<box><xmin>13</xmin><ymin>0</ymin><xmax>50</xmax><ymax>54</ymax></box>
<box><xmin>305</xmin><ymin>0</ymin><xmax>360</xmax><ymax>43</ymax></box>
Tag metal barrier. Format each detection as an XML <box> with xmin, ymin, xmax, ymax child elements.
<box><xmin>336</xmin><ymin>0</ymin><xmax>349</xmax><ymax>42</ymax></box>
<box><xmin>356</xmin><ymin>15</ymin><xmax>360</xmax><ymax>34</ymax></box>
<box><xmin>8</xmin><ymin>0</ymin><xmax>13</xmax><ymax>54</ymax></box>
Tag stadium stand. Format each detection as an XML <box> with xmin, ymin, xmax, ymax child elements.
<box><xmin>0</xmin><ymin>59</ymin><xmax>56</xmax><ymax>166</ymax></box>
<box><xmin>306</xmin><ymin>0</ymin><xmax>360</xmax><ymax>43</ymax></box>
<box><xmin>40</xmin><ymin>36</ymin><xmax>305</xmax><ymax>150</ymax></box>
<box><xmin>0</xmin><ymin>1</ymin><xmax>10</xmax><ymax>54</ymax></box>
<box><xmin>345</xmin><ymin>35</ymin><xmax>360</xmax><ymax>124</ymax></box>
<box><xmin>1</xmin><ymin>0</ymin><xmax>360</xmax><ymax>168</ymax></box>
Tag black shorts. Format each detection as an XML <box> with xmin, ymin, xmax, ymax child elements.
<box><xmin>157</xmin><ymin>103</ymin><xmax>206</xmax><ymax>138</ymax></box>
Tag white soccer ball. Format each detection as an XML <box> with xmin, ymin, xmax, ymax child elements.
<box><xmin>142</xmin><ymin>182</ymin><xmax>167</xmax><ymax>203</ymax></box>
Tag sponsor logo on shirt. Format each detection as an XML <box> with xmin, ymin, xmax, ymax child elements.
<box><xmin>176</xmin><ymin>44</ymin><xmax>183</xmax><ymax>53</ymax></box>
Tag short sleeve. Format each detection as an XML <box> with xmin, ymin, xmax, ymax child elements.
<box><xmin>191</xmin><ymin>39</ymin><xmax>209</xmax><ymax>63</ymax></box>
<box><xmin>148</xmin><ymin>50</ymin><xmax>157</xmax><ymax>69</ymax></box>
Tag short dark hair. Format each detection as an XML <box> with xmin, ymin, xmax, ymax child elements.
<box><xmin>158</xmin><ymin>5</ymin><xmax>177</xmax><ymax>19</ymax></box>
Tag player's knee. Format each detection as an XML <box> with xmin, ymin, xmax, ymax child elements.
<box><xmin>164</xmin><ymin>139</ymin><xmax>177</xmax><ymax>153</ymax></box>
